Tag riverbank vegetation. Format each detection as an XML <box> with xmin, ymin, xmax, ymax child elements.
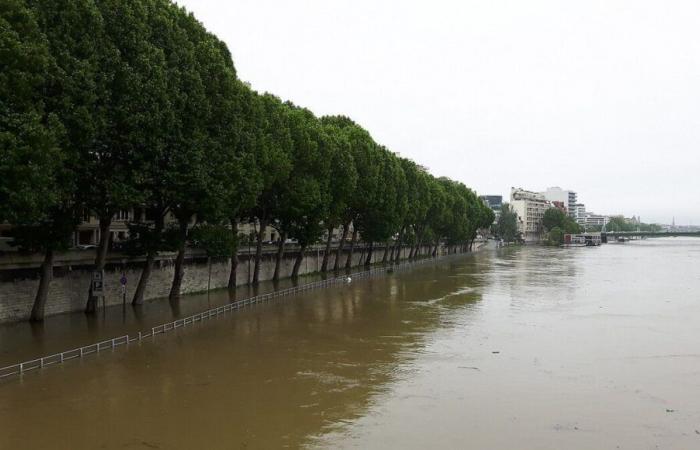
<box><xmin>492</xmin><ymin>203</ymin><xmax>519</xmax><ymax>243</ymax></box>
<box><xmin>0</xmin><ymin>0</ymin><xmax>494</xmax><ymax>320</ymax></box>
<box><xmin>591</xmin><ymin>216</ymin><xmax>662</xmax><ymax>233</ymax></box>
<box><xmin>542</xmin><ymin>208</ymin><xmax>581</xmax><ymax>245</ymax></box>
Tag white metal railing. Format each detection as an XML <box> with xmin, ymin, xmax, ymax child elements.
<box><xmin>0</xmin><ymin>251</ymin><xmax>468</xmax><ymax>380</ymax></box>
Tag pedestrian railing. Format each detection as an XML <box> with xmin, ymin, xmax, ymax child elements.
<box><xmin>0</xmin><ymin>250</ymin><xmax>470</xmax><ymax>380</ymax></box>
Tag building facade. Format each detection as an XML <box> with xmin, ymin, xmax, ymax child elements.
<box><xmin>510</xmin><ymin>187</ymin><xmax>550</xmax><ymax>242</ymax></box>
<box><xmin>479</xmin><ymin>195</ymin><xmax>503</xmax><ymax>223</ymax></box>
<box><xmin>541</xmin><ymin>187</ymin><xmax>578</xmax><ymax>218</ymax></box>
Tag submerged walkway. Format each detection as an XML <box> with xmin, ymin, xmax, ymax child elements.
<box><xmin>0</xmin><ymin>250</ymin><xmax>479</xmax><ymax>380</ymax></box>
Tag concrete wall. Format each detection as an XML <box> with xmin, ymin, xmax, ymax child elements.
<box><xmin>0</xmin><ymin>244</ymin><xmax>432</xmax><ymax>323</ymax></box>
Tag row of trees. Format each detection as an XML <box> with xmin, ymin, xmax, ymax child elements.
<box><xmin>599</xmin><ymin>216</ymin><xmax>661</xmax><ymax>233</ymax></box>
<box><xmin>1</xmin><ymin>0</ymin><xmax>494</xmax><ymax>321</ymax></box>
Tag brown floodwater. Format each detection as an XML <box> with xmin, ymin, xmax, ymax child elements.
<box><xmin>1</xmin><ymin>238</ymin><xmax>700</xmax><ymax>449</ymax></box>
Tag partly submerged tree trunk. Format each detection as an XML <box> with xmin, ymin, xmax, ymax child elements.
<box><xmin>334</xmin><ymin>221</ymin><xmax>350</xmax><ymax>271</ymax></box>
<box><xmin>273</xmin><ymin>231</ymin><xmax>287</xmax><ymax>281</ymax></box>
<box><xmin>253</xmin><ymin>218</ymin><xmax>267</xmax><ymax>285</ymax></box>
<box><xmin>30</xmin><ymin>249</ymin><xmax>54</xmax><ymax>322</ymax></box>
<box><xmin>133</xmin><ymin>213</ymin><xmax>164</xmax><ymax>305</ymax></box>
<box><xmin>392</xmin><ymin>227</ymin><xmax>403</xmax><ymax>263</ymax></box>
<box><xmin>321</xmin><ymin>225</ymin><xmax>333</xmax><ymax>272</ymax></box>
<box><xmin>291</xmin><ymin>243</ymin><xmax>306</xmax><ymax>278</ymax></box>
<box><xmin>86</xmin><ymin>215</ymin><xmax>112</xmax><ymax>314</ymax></box>
<box><xmin>345</xmin><ymin>227</ymin><xmax>358</xmax><ymax>269</ymax></box>
<box><xmin>432</xmin><ymin>241</ymin><xmax>439</xmax><ymax>257</ymax></box>
<box><xmin>228</xmin><ymin>217</ymin><xmax>239</xmax><ymax>290</ymax></box>
<box><xmin>364</xmin><ymin>242</ymin><xmax>374</xmax><ymax>266</ymax></box>
<box><xmin>381</xmin><ymin>240</ymin><xmax>390</xmax><ymax>263</ymax></box>
<box><xmin>206</xmin><ymin>256</ymin><xmax>212</xmax><ymax>303</ymax></box>
<box><xmin>168</xmin><ymin>218</ymin><xmax>189</xmax><ymax>301</ymax></box>
<box><xmin>133</xmin><ymin>251</ymin><xmax>154</xmax><ymax>305</ymax></box>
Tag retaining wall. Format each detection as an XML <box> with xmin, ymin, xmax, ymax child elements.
<box><xmin>0</xmin><ymin>244</ymin><xmax>433</xmax><ymax>322</ymax></box>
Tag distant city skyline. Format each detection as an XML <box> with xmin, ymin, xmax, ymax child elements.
<box><xmin>178</xmin><ymin>0</ymin><xmax>700</xmax><ymax>224</ymax></box>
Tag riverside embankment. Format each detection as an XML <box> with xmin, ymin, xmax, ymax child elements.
<box><xmin>0</xmin><ymin>243</ymin><xmax>438</xmax><ymax>323</ymax></box>
<box><xmin>0</xmin><ymin>243</ymin><xmax>487</xmax><ymax>367</ymax></box>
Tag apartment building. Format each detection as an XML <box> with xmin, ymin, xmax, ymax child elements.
<box><xmin>541</xmin><ymin>187</ymin><xmax>578</xmax><ymax>218</ymax></box>
<box><xmin>510</xmin><ymin>187</ymin><xmax>550</xmax><ymax>242</ymax></box>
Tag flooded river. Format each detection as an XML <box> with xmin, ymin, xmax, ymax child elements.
<box><xmin>1</xmin><ymin>238</ymin><xmax>700</xmax><ymax>449</ymax></box>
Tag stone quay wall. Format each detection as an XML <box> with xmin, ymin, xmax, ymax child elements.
<box><xmin>0</xmin><ymin>244</ymin><xmax>435</xmax><ymax>322</ymax></box>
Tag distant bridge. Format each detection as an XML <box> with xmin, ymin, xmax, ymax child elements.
<box><xmin>603</xmin><ymin>231</ymin><xmax>700</xmax><ymax>239</ymax></box>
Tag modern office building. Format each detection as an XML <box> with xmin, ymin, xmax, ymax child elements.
<box><xmin>479</xmin><ymin>195</ymin><xmax>503</xmax><ymax>211</ymax></box>
<box><xmin>479</xmin><ymin>195</ymin><xmax>503</xmax><ymax>224</ymax></box>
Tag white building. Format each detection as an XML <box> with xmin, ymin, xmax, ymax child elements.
<box><xmin>541</xmin><ymin>187</ymin><xmax>578</xmax><ymax>218</ymax></box>
<box><xmin>510</xmin><ymin>187</ymin><xmax>550</xmax><ymax>242</ymax></box>
<box><xmin>579</xmin><ymin>213</ymin><xmax>609</xmax><ymax>228</ymax></box>
<box><xmin>572</xmin><ymin>203</ymin><xmax>586</xmax><ymax>222</ymax></box>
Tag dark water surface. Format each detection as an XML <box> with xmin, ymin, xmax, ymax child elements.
<box><xmin>1</xmin><ymin>238</ymin><xmax>699</xmax><ymax>449</ymax></box>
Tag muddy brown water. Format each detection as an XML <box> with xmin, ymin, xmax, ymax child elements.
<box><xmin>1</xmin><ymin>238</ymin><xmax>700</xmax><ymax>449</ymax></box>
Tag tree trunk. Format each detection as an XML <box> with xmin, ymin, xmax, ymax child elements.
<box><xmin>168</xmin><ymin>217</ymin><xmax>189</xmax><ymax>301</ymax></box>
<box><xmin>345</xmin><ymin>227</ymin><xmax>358</xmax><ymax>269</ymax></box>
<box><xmin>321</xmin><ymin>225</ymin><xmax>333</xmax><ymax>272</ymax></box>
<box><xmin>253</xmin><ymin>218</ymin><xmax>267</xmax><ymax>285</ymax></box>
<box><xmin>133</xmin><ymin>251</ymin><xmax>154</xmax><ymax>305</ymax></box>
<box><xmin>30</xmin><ymin>249</ymin><xmax>54</xmax><ymax>322</ymax></box>
<box><xmin>381</xmin><ymin>240</ymin><xmax>390</xmax><ymax>263</ymax></box>
<box><xmin>291</xmin><ymin>243</ymin><xmax>306</xmax><ymax>278</ymax></box>
<box><xmin>392</xmin><ymin>227</ymin><xmax>404</xmax><ymax>263</ymax></box>
<box><xmin>132</xmin><ymin>213</ymin><xmax>164</xmax><ymax>305</ymax></box>
<box><xmin>334</xmin><ymin>221</ymin><xmax>349</xmax><ymax>271</ymax></box>
<box><xmin>207</xmin><ymin>256</ymin><xmax>212</xmax><ymax>303</ymax></box>
<box><xmin>364</xmin><ymin>242</ymin><xmax>374</xmax><ymax>266</ymax></box>
<box><xmin>86</xmin><ymin>215</ymin><xmax>112</xmax><ymax>314</ymax></box>
<box><xmin>228</xmin><ymin>217</ymin><xmax>238</xmax><ymax>290</ymax></box>
<box><xmin>273</xmin><ymin>231</ymin><xmax>287</xmax><ymax>281</ymax></box>
<box><xmin>432</xmin><ymin>241</ymin><xmax>438</xmax><ymax>257</ymax></box>
<box><xmin>408</xmin><ymin>243</ymin><xmax>415</xmax><ymax>259</ymax></box>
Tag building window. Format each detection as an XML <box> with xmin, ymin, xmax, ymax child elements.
<box><xmin>115</xmin><ymin>210</ymin><xmax>130</xmax><ymax>221</ymax></box>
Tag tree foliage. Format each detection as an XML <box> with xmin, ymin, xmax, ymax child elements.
<box><xmin>543</xmin><ymin>208</ymin><xmax>581</xmax><ymax>234</ymax></box>
<box><xmin>3</xmin><ymin>0</ymin><xmax>496</xmax><ymax>318</ymax></box>
<box><xmin>494</xmin><ymin>203</ymin><xmax>520</xmax><ymax>243</ymax></box>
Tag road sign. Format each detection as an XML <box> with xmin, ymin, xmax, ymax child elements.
<box><xmin>92</xmin><ymin>270</ymin><xmax>104</xmax><ymax>296</ymax></box>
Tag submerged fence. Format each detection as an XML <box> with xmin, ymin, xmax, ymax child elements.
<box><xmin>0</xmin><ymin>250</ymin><xmax>473</xmax><ymax>380</ymax></box>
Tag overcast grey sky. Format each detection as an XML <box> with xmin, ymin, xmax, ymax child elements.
<box><xmin>178</xmin><ymin>0</ymin><xmax>699</xmax><ymax>224</ymax></box>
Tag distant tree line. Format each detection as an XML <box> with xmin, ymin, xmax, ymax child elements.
<box><xmin>0</xmin><ymin>0</ymin><xmax>494</xmax><ymax>321</ymax></box>
<box><xmin>599</xmin><ymin>216</ymin><xmax>662</xmax><ymax>233</ymax></box>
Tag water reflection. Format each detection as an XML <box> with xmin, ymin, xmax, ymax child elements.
<box><xmin>0</xmin><ymin>253</ymin><xmax>489</xmax><ymax>449</ymax></box>
<box><xmin>9</xmin><ymin>240</ymin><xmax>699</xmax><ymax>449</ymax></box>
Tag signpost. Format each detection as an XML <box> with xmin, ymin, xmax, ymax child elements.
<box><xmin>92</xmin><ymin>270</ymin><xmax>105</xmax><ymax>310</ymax></box>
<box><xmin>120</xmin><ymin>273</ymin><xmax>127</xmax><ymax>306</ymax></box>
